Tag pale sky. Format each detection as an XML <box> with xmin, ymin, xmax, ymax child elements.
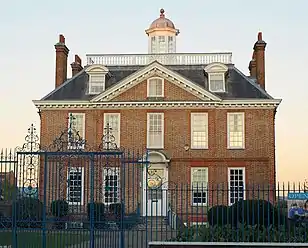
<box><xmin>0</xmin><ymin>0</ymin><xmax>306</xmax><ymax>183</ymax></box>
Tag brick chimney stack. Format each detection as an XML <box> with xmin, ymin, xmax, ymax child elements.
<box><xmin>54</xmin><ymin>34</ymin><xmax>69</xmax><ymax>88</ymax></box>
<box><xmin>71</xmin><ymin>55</ymin><xmax>83</xmax><ymax>77</ymax></box>
<box><xmin>248</xmin><ymin>51</ymin><xmax>257</xmax><ymax>78</ymax></box>
<box><xmin>253</xmin><ymin>32</ymin><xmax>267</xmax><ymax>89</ymax></box>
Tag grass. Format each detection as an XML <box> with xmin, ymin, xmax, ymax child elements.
<box><xmin>0</xmin><ymin>230</ymin><xmax>90</xmax><ymax>247</ymax></box>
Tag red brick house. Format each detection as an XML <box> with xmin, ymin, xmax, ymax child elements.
<box><xmin>33</xmin><ymin>9</ymin><xmax>281</xmax><ymax>220</ymax></box>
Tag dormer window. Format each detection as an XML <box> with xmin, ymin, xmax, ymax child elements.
<box><xmin>209</xmin><ymin>73</ymin><xmax>225</xmax><ymax>92</ymax></box>
<box><xmin>89</xmin><ymin>74</ymin><xmax>105</xmax><ymax>94</ymax></box>
<box><xmin>147</xmin><ymin>77</ymin><xmax>164</xmax><ymax>97</ymax></box>
<box><xmin>85</xmin><ymin>65</ymin><xmax>109</xmax><ymax>95</ymax></box>
<box><xmin>204</xmin><ymin>62</ymin><xmax>228</xmax><ymax>93</ymax></box>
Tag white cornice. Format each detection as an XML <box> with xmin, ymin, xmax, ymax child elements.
<box><xmin>33</xmin><ymin>99</ymin><xmax>282</xmax><ymax>110</ymax></box>
<box><xmin>91</xmin><ymin>61</ymin><xmax>221</xmax><ymax>102</ymax></box>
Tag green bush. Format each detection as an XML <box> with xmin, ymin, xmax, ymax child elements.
<box><xmin>230</xmin><ymin>199</ymin><xmax>279</xmax><ymax>227</ymax></box>
<box><xmin>174</xmin><ymin>224</ymin><xmax>308</xmax><ymax>242</ymax></box>
<box><xmin>207</xmin><ymin>205</ymin><xmax>230</xmax><ymax>226</ymax></box>
<box><xmin>109</xmin><ymin>203</ymin><xmax>122</xmax><ymax>217</ymax></box>
<box><xmin>50</xmin><ymin>200</ymin><xmax>69</xmax><ymax>217</ymax></box>
<box><xmin>87</xmin><ymin>202</ymin><xmax>105</xmax><ymax>228</ymax></box>
<box><xmin>15</xmin><ymin>197</ymin><xmax>43</xmax><ymax>228</ymax></box>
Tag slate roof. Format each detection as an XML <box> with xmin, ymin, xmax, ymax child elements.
<box><xmin>42</xmin><ymin>63</ymin><xmax>273</xmax><ymax>101</ymax></box>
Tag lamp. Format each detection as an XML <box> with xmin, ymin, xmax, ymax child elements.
<box><xmin>184</xmin><ymin>144</ymin><xmax>189</xmax><ymax>151</ymax></box>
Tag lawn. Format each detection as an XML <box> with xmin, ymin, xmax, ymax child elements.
<box><xmin>0</xmin><ymin>230</ymin><xmax>90</xmax><ymax>247</ymax></box>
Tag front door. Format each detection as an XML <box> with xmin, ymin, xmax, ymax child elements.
<box><xmin>143</xmin><ymin>167</ymin><xmax>168</xmax><ymax>216</ymax></box>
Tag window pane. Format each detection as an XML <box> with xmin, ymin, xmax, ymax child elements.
<box><xmin>103</xmin><ymin>168</ymin><xmax>120</xmax><ymax>204</ymax></box>
<box><xmin>210</xmin><ymin>73</ymin><xmax>224</xmax><ymax>92</ymax></box>
<box><xmin>67</xmin><ymin>167</ymin><xmax>83</xmax><ymax>204</ymax></box>
<box><xmin>228</xmin><ymin>113</ymin><xmax>244</xmax><ymax>148</ymax></box>
<box><xmin>229</xmin><ymin>169</ymin><xmax>245</xmax><ymax>204</ymax></box>
<box><xmin>191</xmin><ymin>168</ymin><xmax>208</xmax><ymax>205</ymax></box>
<box><xmin>191</xmin><ymin>113</ymin><xmax>208</xmax><ymax>148</ymax></box>
<box><xmin>147</xmin><ymin>113</ymin><xmax>164</xmax><ymax>148</ymax></box>
<box><xmin>68</xmin><ymin>113</ymin><xmax>85</xmax><ymax>149</ymax></box>
<box><xmin>104</xmin><ymin>113</ymin><xmax>120</xmax><ymax>148</ymax></box>
<box><xmin>148</xmin><ymin>78</ymin><xmax>163</xmax><ymax>97</ymax></box>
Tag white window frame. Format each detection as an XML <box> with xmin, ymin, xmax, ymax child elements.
<box><xmin>103</xmin><ymin>113</ymin><xmax>121</xmax><ymax>148</ymax></box>
<box><xmin>147</xmin><ymin>77</ymin><xmax>164</xmax><ymax>97</ymax></box>
<box><xmin>88</xmin><ymin>74</ymin><xmax>106</xmax><ymax>94</ymax></box>
<box><xmin>190</xmin><ymin>113</ymin><xmax>208</xmax><ymax>149</ymax></box>
<box><xmin>68</xmin><ymin>113</ymin><xmax>85</xmax><ymax>150</ymax></box>
<box><xmin>227</xmin><ymin>112</ymin><xmax>245</xmax><ymax>149</ymax></box>
<box><xmin>102</xmin><ymin>167</ymin><xmax>120</xmax><ymax>205</ymax></box>
<box><xmin>208</xmin><ymin>73</ymin><xmax>225</xmax><ymax>93</ymax></box>
<box><xmin>147</xmin><ymin>113</ymin><xmax>164</xmax><ymax>149</ymax></box>
<box><xmin>66</xmin><ymin>167</ymin><xmax>84</xmax><ymax>205</ymax></box>
<box><xmin>191</xmin><ymin>167</ymin><xmax>208</xmax><ymax>206</ymax></box>
<box><xmin>228</xmin><ymin>167</ymin><xmax>245</xmax><ymax>206</ymax></box>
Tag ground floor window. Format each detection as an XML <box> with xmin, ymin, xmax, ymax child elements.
<box><xmin>67</xmin><ymin>167</ymin><xmax>84</xmax><ymax>205</ymax></box>
<box><xmin>191</xmin><ymin>167</ymin><xmax>208</xmax><ymax>206</ymax></box>
<box><xmin>103</xmin><ymin>167</ymin><xmax>120</xmax><ymax>204</ymax></box>
<box><xmin>228</xmin><ymin>168</ymin><xmax>245</xmax><ymax>205</ymax></box>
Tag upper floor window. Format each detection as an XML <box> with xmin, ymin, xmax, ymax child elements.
<box><xmin>85</xmin><ymin>65</ymin><xmax>109</xmax><ymax>95</ymax></box>
<box><xmin>191</xmin><ymin>167</ymin><xmax>208</xmax><ymax>206</ymax></box>
<box><xmin>68</xmin><ymin>113</ymin><xmax>85</xmax><ymax>150</ymax></box>
<box><xmin>147</xmin><ymin>113</ymin><xmax>164</xmax><ymax>149</ymax></box>
<box><xmin>147</xmin><ymin>78</ymin><xmax>164</xmax><ymax>97</ymax></box>
<box><xmin>103</xmin><ymin>113</ymin><xmax>120</xmax><ymax>148</ymax></box>
<box><xmin>209</xmin><ymin>73</ymin><xmax>225</xmax><ymax>92</ymax></box>
<box><xmin>191</xmin><ymin>113</ymin><xmax>208</xmax><ymax>149</ymax></box>
<box><xmin>227</xmin><ymin>112</ymin><xmax>245</xmax><ymax>149</ymax></box>
<box><xmin>204</xmin><ymin>62</ymin><xmax>228</xmax><ymax>93</ymax></box>
<box><xmin>89</xmin><ymin>74</ymin><xmax>105</xmax><ymax>94</ymax></box>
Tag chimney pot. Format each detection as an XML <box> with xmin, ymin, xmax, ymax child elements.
<box><xmin>75</xmin><ymin>55</ymin><xmax>82</xmax><ymax>65</ymax></box>
<box><xmin>258</xmin><ymin>32</ymin><xmax>262</xmax><ymax>41</ymax></box>
<box><xmin>59</xmin><ymin>34</ymin><xmax>65</xmax><ymax>44</ymax></box>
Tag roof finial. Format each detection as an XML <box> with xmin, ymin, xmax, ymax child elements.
<box><xmin>160</xmin><ymin>8</ymin><xmax>165</xmax><ymax>18</ymax></box>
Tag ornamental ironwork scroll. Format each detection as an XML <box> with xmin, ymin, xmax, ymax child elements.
<box><xmin>15</xmin><ymin>124</ymin><xmax>40</xmax><ymax>197</ymax></box>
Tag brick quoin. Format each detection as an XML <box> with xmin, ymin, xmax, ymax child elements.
<box><xmin>39</xmin><ymin>78</ymin><xmax>276</xmax><ymax>214</ymax></box>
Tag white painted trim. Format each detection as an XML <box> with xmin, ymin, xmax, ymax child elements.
<box><xmin>204</xmin><ymin>62</ymin><xmax>229</xmax><ymax>73</ymax></box>
<box><xmin>227</xmin><ymin>112</ymin><xmax>245</xmax><ymax>149</ymax></box>
<box><xmin>33</xmin><ymin>99</ymin><xmax>282</xmax><ymax>110</ymax></box>
<box><xmin>85</xmin><ymin>64</ymin><xmax>109</xmax><ymax>73</ymax></box>
<box><xmin>91</xmin><ymin>61</ymin><xmax>221</xmax><ymax>102</ymax></box>
<box><xmin>103</xmin><ymin>113</ymin><xmax>121</xmax><ymax>147</ymax></box>
<box><xmin>147</xmin><ymin>113</ymin><xmax>164</xmax><ymax>149</ymax></box>
<box><xmin>148</xmin><ymin>241</ymin><xmax>308</xmax><ymax>247</ymax></box>
<box><xmin>228</xmin><ymin>167</ymin><xmax>246</xmax><ymax>206</ymax></box>
<box><xmin>66</xmin><ymin>167</ymin><xmax>84</xmax><ymax>205</ymax></box>
<box><xmin>147</xmin><ymin>77</ymin><xmax>164</xmax><ymax>97</ymax></box>
<box><xmin>190</xmin><ymin>112</ymin><xmax>208</xmax><ymax>149</ymax></box>
<box><xmin>191</xmin><ymin>167</ymin><xmax>208</xmax><ymax>206</ymax></box>
<box><xmin>208</xmin><ymin>72</ymin><xmax>226</xmax><ymax>93</ymax></box>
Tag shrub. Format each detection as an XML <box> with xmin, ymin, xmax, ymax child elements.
<box><xmin>87</xmin><ymin>202</ymin><xmax>105</xmax><ymax>229</ymax></box>
<box><xmin>50</xmin><ymin>200</ymin><xmax>69</xmax><ymax>217</ymax></box>
<box><xmin>229</xmin><ymin>199</ymin><xmax>279</xmax><ymax>227</ymax></box>
<box><xmin>109</xmin><ymin>203</ymin><xmax>122</xmax><ymax>217</ymax></box>
<box><xmin>207</xmin><ymin>205</ymin><xmax>230</xmax><ymax>226</ymax></box>
<box><xmin>15</xmin><ymin>197</ymin><xmax>43</xmax><ymax>228</ymax></box>
<box><xmin>174</xmin><ymin>224</ymin><xmax>308</xmax><ymax>242</ymax></box>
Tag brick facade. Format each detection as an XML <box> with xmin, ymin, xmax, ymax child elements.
<box><xmin>39</xmin><ymin>77</ymin><xmax>276</xmax><ymax>214</ymax></box>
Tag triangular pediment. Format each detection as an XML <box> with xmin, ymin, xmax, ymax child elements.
<box><xmin>91</xmin><ymin>61</ymin><xmax>221</xmax><ymax>102</ymax></box>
